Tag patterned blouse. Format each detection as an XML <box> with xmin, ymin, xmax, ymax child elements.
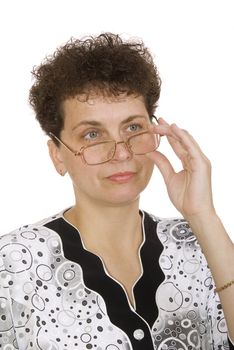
<box><xmin>0</xmin><ymin>210</ymin><xmax>233</xmax><ymax>349</ymax></box>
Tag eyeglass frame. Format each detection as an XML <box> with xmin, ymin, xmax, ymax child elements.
<box><xmin>49</xmin><ymin>115</ymin><xmax>160</xmax><ymax>165</ymax></box>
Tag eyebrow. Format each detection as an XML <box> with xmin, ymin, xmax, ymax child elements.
<box><xmin>71</xmin><ymin>115</ymin><xmax>148</xmax><ymax>131</ymax></box>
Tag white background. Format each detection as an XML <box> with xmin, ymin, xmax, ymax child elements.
<box><xmin>0</xmin><ymin>0</ymin><xmax>233</xmax><ymax>241</ymax></box>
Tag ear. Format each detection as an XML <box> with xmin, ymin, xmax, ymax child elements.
<box><xmin>47</xmin><ymin>139</ymin><xmax>67</xmax><ymax>176</ymax></box>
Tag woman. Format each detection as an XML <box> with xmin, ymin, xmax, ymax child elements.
<box><xmin>0</xmin><ymin>33</ymin><xmax>233</xmax><ymax>349</ymax></box>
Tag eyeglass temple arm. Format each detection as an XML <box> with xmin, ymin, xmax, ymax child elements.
<box><xmin>49</xmin><ymin>132</ymin><xmax>81</xmax><ymax>156</ymax></box>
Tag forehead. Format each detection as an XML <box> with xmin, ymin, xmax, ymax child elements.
<box><xmin>62</xmin><ymin>93</ymin><xmax>148</xmax><ymax>127</ymax></box>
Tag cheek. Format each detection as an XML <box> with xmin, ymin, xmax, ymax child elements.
<box><xmin>140</xmin><ymin>157</ymin><xmax>155</xmax><ymax>176</ymax></box>
<box><xmin>66</xmin><ymin>160</ymin><xmax>100</xmax><ymax>187</ymax></box>
<box><xmin>63</xmin><ymin>157</ymin><xmax>85</xmax><ymax>181</ymax></box>
<box><xmin>136</xmin><ymin>157</ymin><xmax>155</xmax><ymax>190</ymax></box>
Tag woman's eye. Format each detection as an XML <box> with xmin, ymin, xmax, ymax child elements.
<box><xmin>127</xmin><ymin>123</ymin><xmax>142</xmax><ymax>132</ymax></box>
<box><xmin>84</xmin><ymin>131</ymin><xmax>99</xmax><ymax>140</ymax></box>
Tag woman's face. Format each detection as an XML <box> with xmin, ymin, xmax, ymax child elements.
<box><xmin>49</xmin><ymin>94</ymin><xmax>155</xmax><ymax>207</ymax></box>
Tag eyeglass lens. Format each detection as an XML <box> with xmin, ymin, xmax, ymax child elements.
<box><xmin>83</xmin><ymin>132</ymin><xmax>159</xmax><ymax>165</ymax></box>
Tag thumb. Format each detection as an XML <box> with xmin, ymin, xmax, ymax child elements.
<box><xmin>146</xmin><ymin>150</ymin><xmax>175</xmax><ymax>186</ymax></box>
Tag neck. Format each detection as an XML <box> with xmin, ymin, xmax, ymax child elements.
<box><xmin>64</xmin><ymin>197</ymin><xmax>142</xmax><ymax>250</ymax></box>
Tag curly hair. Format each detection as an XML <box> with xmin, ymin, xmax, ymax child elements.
<box><xmin>29</xmin><ymin>33</ymin><xmax>161</xmax><ymax>138</ymax></box>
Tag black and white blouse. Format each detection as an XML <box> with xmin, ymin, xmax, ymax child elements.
<box><xmin>0</xmin><ymin>210</ymin><xmax>233</xmax><ymax>349</ymax></box>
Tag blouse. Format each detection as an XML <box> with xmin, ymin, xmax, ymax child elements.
<box><xmin>0</xmin><ymin>209</ymin><xmax>233</xmax><ymax>349</ymax></box>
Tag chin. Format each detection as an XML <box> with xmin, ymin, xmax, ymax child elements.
<box><xmin>100</xmin><ymin>184</ymin><xmax>146</xmax><ymax>207</ymax></box>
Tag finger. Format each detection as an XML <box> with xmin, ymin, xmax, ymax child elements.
<box><xmin>146</xmin><ymin>150</ymin><xmax>176</xmax><ymax>186</ymax></box>
<box><xmin>157</xmin><ymin>117</ymin><xmax>169</xmax><ymax>125</ymax></box>
<box><xmin>154</xmin><ymin>120</ymin><xmax>201</xmax><ymax>154</ymax></box>
<box><xmin>163</xmin><ymin>125</ymin><xmax>190</xmax><ymax>160</ymax></box>
<box><xmin>150</xmin><ymin>123</ymin><xmax>188</xmax><ymax>166</ymax></box>
<box><xmin>154</xmin><ymin>123</ymin><xmax>202</xmax><ymax>159</ymax></box>
<box><xmin>151</xmin><ymin>123</ymin><xmax>204</xmax><ymax>169</ymax></box>
<box><xmin>170</xmin><ymin>124</ymin><xmax>204</xmax><ymax>158</ymax></box>
<box><xmin>150</xmin><ymin>124</ymin><xmax>180</xmax><ymax>141</ymax></box>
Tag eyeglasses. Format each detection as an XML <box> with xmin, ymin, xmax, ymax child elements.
<box><xmin>49</xmin><ymin>129</ymin><xmax>160</xmax><ymax>166</ymax></box>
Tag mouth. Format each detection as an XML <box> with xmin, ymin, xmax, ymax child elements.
<box><xmin>107</xmin><ymin>171</ymin><xmax>136</xmax><ymax>184</ymax></box>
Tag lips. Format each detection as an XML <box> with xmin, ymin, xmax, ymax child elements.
<box><xmin>107</xmin><ymin>171</ymin><xmax>136</xmax><ymax>183</ymax></box>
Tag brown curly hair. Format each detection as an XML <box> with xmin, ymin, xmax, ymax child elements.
<box><xmin>29</xmin><ymin>32</ymin><xmax>161</xmax><ymax>138</ymax></box>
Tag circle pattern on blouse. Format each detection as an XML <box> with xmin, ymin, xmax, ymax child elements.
<box><xmin>0</xmin><ymin>222</ymin><xmax>131</xmax><ymax>349</ymax></box>
<box><xmin>153</xmin><ymin>218</ymin><xmax>228</xmax><ymax>350</ymax></box>
<box><xmin>0</xmin><ymin>214</ymin><xmax>229</xmax><ymax>349</ymax></box>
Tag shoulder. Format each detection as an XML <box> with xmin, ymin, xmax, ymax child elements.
<box><xmin>0</xmin><ymin>211</ymin><xmax>64</xmax><ymax>254</ymax></box>
<box><xmin>0</xmin><ymin>212</ymin><xmax>67</xmax><ymax>278</ymax></box>
<box><xmin>144</xmin><ymin>210</ymin><xmax>201</xmax><ymax>248</ymax></box>
<box><xmin>147</xmin><ymin>212</ymin><xmax>212</xmax><ymax>278</ymax></box>
<box><xmin>143</xmin><ymin>211</ymin><xmax>182</xmax><ymax>232</ymax></box>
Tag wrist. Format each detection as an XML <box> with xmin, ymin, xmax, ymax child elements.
<box><xmin>185</xmin><ymin>209</ymin><xmax>220</xmax><ymax>234</ymax></box>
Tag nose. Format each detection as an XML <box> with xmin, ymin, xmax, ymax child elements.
<box><xmin>111</xmin><ymin>141</ymin><xmax>132</xmax><ymax>162</ymax></box>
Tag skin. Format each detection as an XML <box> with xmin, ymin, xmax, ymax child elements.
<box><xmin>148</xmin><ymin>118</ymin><xmax>234</xmax><ymax>341</ymax></box>
<box><xmin>48</xmin><ymin>93</ymin><xmax>234</xmax><ymax>339</ymax></box>
<box><xmin>49</xmin><ymin>94</ymin><xmax>155</xmax><ymax>207</ymax></box>
<box><xmin>48</xmin><ymin>94</ymin><xmax>155</xmax><ymax>307</ymax></box>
